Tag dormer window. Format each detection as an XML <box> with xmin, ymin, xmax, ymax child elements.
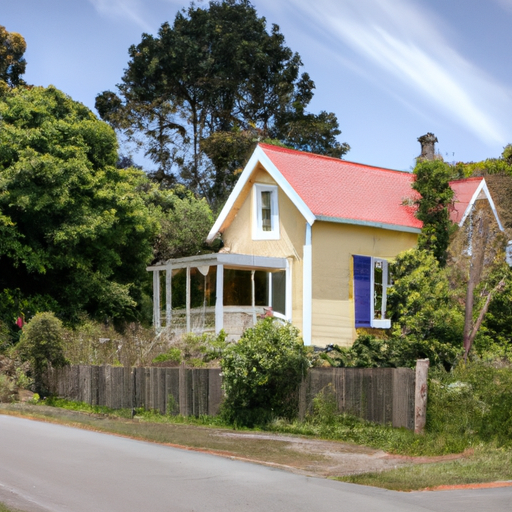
<box><xmin>253</xmin><ymin>184</ymin><xmax>280</xmax><ymax>240</ymax></box>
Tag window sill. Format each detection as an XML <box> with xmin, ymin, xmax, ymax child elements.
<box><xmin>371</xmin><ymin>319</ymin><xmax>391</xmax><ymax>329</ymax></box>
<box><xmin>252</xmin><ymin>230</ymin><xmax>280</xmax><ymax>241</ymax></box>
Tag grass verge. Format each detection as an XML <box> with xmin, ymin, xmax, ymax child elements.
<box><xmin>338</xmin><ymin>447</ymin><xmax>512</xmax><ymax>491</ymax></box>
<box><xmin>0</xmin><ymin>503</ymin><xmax>22</xmax><ymax>512</ymax></box>
<box><xmin>0</xmin><ymin>402</ymin><xmax>325</xmax><ymax>470</ymax></box>
<box><xmin>2</xmin><ymin>399</ymin><xmax>512</xmax><ymax>491</ymax></box>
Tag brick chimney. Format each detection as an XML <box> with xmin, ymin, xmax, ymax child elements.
<box><xmin>417</xmin><ymin>133</ymin><xmax>438</xmax><ymax>161</ymax></box>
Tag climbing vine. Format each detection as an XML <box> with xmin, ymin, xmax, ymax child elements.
<box><xmin>412</xmin><ymin>159</ymin><xmax>454</xmax><ymax>266</ymax></box>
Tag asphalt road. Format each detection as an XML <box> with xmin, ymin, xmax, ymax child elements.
<box><xmin>0</xmin><ymin>415</ymin><xmax>511</xmax><ymax>512</ymax></box>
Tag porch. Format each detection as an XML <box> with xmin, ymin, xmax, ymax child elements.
<box><xmin>147</xmin><ymin>253</ymin><xmax>291</xmax><ymax>339</ymax></box>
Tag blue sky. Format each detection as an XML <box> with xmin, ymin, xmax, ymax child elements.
<box><xmin>3</xmin><ymin>0</ymin><xmax>512</xmax><ymax>172</ymax></box>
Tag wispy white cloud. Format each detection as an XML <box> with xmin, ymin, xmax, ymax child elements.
<box><xmin>265</xmin><ymin>0</ymin><xmax>511</xmax><ymax>146</ymax></box>
<box><xmin>493</xmin><ymin>0</ymin><xmax>512</xmax><ymax>14</ymax></box>
<box><xmin>88</xmin><ymin>0</ymin><xmax>153</xmax><ymax>32</ymax></box>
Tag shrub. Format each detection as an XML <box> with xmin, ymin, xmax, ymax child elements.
<box><xmin>220</xmin><ymin>318</ymin><xmax>308</xmax><ymax>426</ymax></box>
<box><xmin>152</xmin><ymin>331</ymin><xmax>227</xmax><ymax>367</ymax></box>
<box><xmin>152</xmin><ymin>347</ymin><xmax>183</xmax><ymax>365</ymax></box>
<box><xmin>0</xmin><ymin>373</ymin><xmax>16</xmax><ymax>402</ymax></box>
<box><xmin>18</xmin><ymin>312</ymin><xmax>68</xmax><ymax>394</ymax></box>
<box><xmin>315</xmin><ymin>333</ymin><xmax>460</xmax><ymax>370</ymax></box>
<box><xmin>310</xmin><ymin>384</ymin><xmax>339</xmax><ymax>426</ymax></box>
<box><xmin>427</xmin><ymin>361</ymin><xmax>512</xmax><ymax>446</ymax></box>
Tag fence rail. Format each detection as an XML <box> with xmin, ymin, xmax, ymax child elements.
<box><xmin>48</xmin><ymin>364</ymin><xmax>420</xmax><ymax>430</ymax></box>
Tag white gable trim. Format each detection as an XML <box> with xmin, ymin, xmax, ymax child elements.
<box><xmin>207</xmin><ymin>145</ymin><xmax>316</xmax><ymax>242</ymax></box>
<box><xmin>458</xmin><ymin>179</ymin><xmax>504</xmax><ymax>231</ymax></box>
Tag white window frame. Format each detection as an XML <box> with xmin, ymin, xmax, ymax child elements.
<box><xmin>370</xmin><ymin>257</ymin><xmax>391</xmax><ymax>329</ymax></box>
<box><xmin>252</xmin><ymin>184</ymin><xmax>280</xmax><ymax>240</ymax></box>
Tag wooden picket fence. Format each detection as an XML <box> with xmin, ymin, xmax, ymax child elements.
<box><xmin>48</xmin><ymin>364</ymin><xmax>422</xmax><ymax>430</ymax></box>
<box><xmin>48</xmin><ymin>365</ymin><xmax>223</xmax><ymax>417</ymax></box>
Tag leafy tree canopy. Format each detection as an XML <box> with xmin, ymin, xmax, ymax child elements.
<box><xmin>96</xmin><ymin>0</ymin><xmax>349</xmax><ymax>206</ymax></box>
<box><xmin>153</xmin><ymin>185</ymin><xmax>216</xmax><ymax>261</ymax></box>
<box><xmin>0</xmin><ymin>86</ymin><xmax>160</xmax><ymax>330</ymax></box>
<box><xmin>0</xmin><ymin>25</ymin><xmax>26</xmax><ymax>92</ymax></box>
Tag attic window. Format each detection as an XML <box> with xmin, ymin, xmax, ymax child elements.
<box><xmin>353</xmin><ymin>255</ymin><xmax>391</xmax><ymax>329</ymax></box>
<box><xmin>253</xmin><ymin>184</ymin><xmax>280</xmax><ymax>240</ymax></box>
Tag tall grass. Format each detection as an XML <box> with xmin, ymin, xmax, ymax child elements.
<box><xmin>427</xmin><ymin>360</ymin><xmax>512</xmax><ymax>446</ymax></box>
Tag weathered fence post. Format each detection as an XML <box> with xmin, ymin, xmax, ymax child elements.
<box><xmin>298</xmin><ymin>375</ymin><xmax>307</xmax><ymax>421</ymax></box>
<box><xmin>179</xmin><ymin>362</ymin><xmax>188</xmax><ymax>416</ymax></box>
<box><xmin>414</xmin><ymin>358</ymin><xmax>430</xmax><ymax>434</ymax></box>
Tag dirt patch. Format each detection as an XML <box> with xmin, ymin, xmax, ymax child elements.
<box><xmin>424</xmin><ymin>481</ymin><xmax>512</xmax><ymax>491</ymax></box>
<box><xmin>213</xmin><ymin>431</ymin><xmax>412</xmax><ymax>477</ymax></box>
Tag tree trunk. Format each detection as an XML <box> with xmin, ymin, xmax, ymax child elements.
<box><xmin>463</xmin><ymin>214</ymin><xmax>489</xmax><ymax>361</ymax></box>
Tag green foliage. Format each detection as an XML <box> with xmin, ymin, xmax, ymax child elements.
<box><xmin>153</xmin><ymin>186</ymin><xmax>215</xmax><ymax>259</ymax></box>
<box><xmin>388</xmin><ymin>249</ymin><xmax>463</xmax><ymax>354</ymax></box>
<box><xmin>501</xmin><ymin>144</ymin><xmax>512</xmax><ymax>165</ymax></box>
<box><xmin>18</xmin><ymin>312</ymin><xmax>68</xmax><ymax>394</ymax></box>
<box><xmin>413</xmin><ymin>160</ymin><xmax>455</xmax><ymax>265</ymax></box>
<box><xmin>0</xmin><ymin>373</ymin><xmax>16</xmax><ymax>402</ymax></box>
<box><xmin>0</xmin><ymin>25</ymin><xmax>26</xmax><ymax>91</ymax></box>
<box><xmin>318</xmin><ymin>334</ymin><xmax>460</xmax><ymax>371</ymax></box>
<box><xmin>152</xmin><ymin>348</ymin><xmax>183</xmax><ymax>365</ymax></box>
<box><xmin>0</xmin><ymin>85</ymin><xmax>160</xmax><ymax>329</ymax></box>
<box><xmin>428</xmin><ymin>361</ymin><xmax>512</xmax><ymax>446</ymax></box>
<box><xmin>477</xmin><ymin>264</ymin><xmax>512</xmax><ymax>355</ymax></box>
<box><xmin>97</xmin><ymin>0</ymin><xmax>348</xmax><ymax>204</ymax></box>
<box><xmin>310</xmin><ymin>384</ymin><xmax>338</xmax><ymax>426</ymax></box>
<box><xmin>453</xmin><ymin>153</ymin><xmax>512</xmax><ymax>178</ymax></box>
<box><xmin>166</xmin><ymin>393</ymin><xmax>179</xmax><ymax>415</ymax></box>
<box><xmin>220</xmin><ymin>318</ymin><xmax>308</xmax><ymax>426</ymax></box>
<box><xmin>153</xmin><ymin>331</ymin><xmax>228</xmax><ymax>367</ymax></box>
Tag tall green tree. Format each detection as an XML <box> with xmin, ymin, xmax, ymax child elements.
<box><xmin>96</xmin><ymin>0</ymin><xmax>349</xmax><ymax>206</ymax></box>
<box><xmin>0</xmin><ymin>86</ymin><xmax>160</xmax><ymax>329</ymax></box>
<box><xmin>0</xmin><ymin>25</ymin><xmax>26</xmax><ymax>92</ymax></box>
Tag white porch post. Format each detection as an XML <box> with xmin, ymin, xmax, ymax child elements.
<box><xmin>215</xmin><ymin>264</ymin><xmax>224</xmax><ymax>334</ymax></box>
<box><xmin>153</xmin><ymin>270</ymin><xmax>161</xmax><ymax>330</ymax></box>
<box><xmin>251</xmin><ymin>270</ymin><xmax>257</xmax><ymax>325</ymax></box>
<box><xmin>302</xmin><ymin>223</ymin><xmax>312</xmax><ymax>345</ymax></box>
<box><xmin>165</xmin><ymin>263</ymin><xmax>172</xmax><ymax>328</ymax></box>
<box><xmin>186</xmin><ymin>266</ymin><xmax>191</xmax><ymax>333</ymax></box>
<box><xmin>285</xmin><ymin>258</ymin><xmax>292</xmax><ymax>321</ymax></box>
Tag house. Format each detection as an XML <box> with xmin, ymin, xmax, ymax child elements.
<box><xmin>147</xmin><ymin>140</ymin><xmax>503</xmax><ymax>347</ymax></box>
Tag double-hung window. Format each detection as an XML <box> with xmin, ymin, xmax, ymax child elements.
<box><xmin>253</xmin><ymin>184</ymin><xmax>280</xmax><ymax>240</ymax></box>
<box><xmin>353</xmin><ymin>255</ymin><xmax>391</xmax><ymax>329</ymax></box>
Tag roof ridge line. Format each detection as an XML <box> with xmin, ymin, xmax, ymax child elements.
<box><xmin>258</xmin><ymin>142</ymin><xmax>412</xmax><ymax>175</ymax></box>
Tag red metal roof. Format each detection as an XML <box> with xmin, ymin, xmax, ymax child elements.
<box><xmin>258</xmin><ymin>144</ymin><xmax>484</xmax><ymax>229</ymax></box>
<box><xmin>259</xmin><ymin>143</ymin><xmax>422</xmax><ymax>230</ymax></box>
<box><xmin>449</xmin><ymin>177</ymin><xmax>484</xmax><ymax>225</ymax></box>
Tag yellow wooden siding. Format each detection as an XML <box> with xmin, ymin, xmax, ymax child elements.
<box><xmin>311</xmin><ymin>222</ymin><xmax>418</xmax><ymax>346</ymax></box>
<box><xmin>221</xmin><ymin>166</ymin><xmax>307</xmax><ymax>333</ymax></box>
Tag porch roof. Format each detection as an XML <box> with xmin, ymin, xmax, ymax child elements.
<box><xmin>146</xmin><ymin>252</ymin><xmax>288</xmax><ymax>272</ymax></box>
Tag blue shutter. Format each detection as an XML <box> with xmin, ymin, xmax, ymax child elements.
<box><xmin>353</xmin><ymin>255</ymin><xmax>371</xmax><ymax>328</ymax></box>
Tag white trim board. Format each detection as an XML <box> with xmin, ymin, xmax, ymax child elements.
<box><xmin>458</xmin><ymin>179</ymin><xmax>504</xmax><ymax>231</ymax></box>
